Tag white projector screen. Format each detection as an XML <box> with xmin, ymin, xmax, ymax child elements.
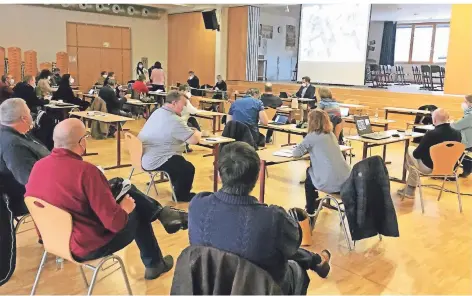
<box><xmin>297</xmin><ymin>3</ymin><xmax>371</xmax><ymax>86</ymax></box>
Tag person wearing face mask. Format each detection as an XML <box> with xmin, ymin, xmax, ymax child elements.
<box><xmin>52</xmin><ymin>68</ymin><xmax>61</xmax><ymax>87</ymax></box>
<box><xmin>136</xmin><ymin>62</ymin><xmax>148</xmax><ymax>80</ymax></box>
<box><xmin>25</xmin><ymin>118</ymin><xmax>189</xmax><ymax>280</ymax></box>
<box><xmin>150</xmin><ymin>61</ymin><xmax>166</xmax><ymax>92</ymax></box>
<box><xmin>187</xmin><ymin>71</ymin><xmax>200</xmax><ymax>96</ymax></box>
<box><xmin>212</xmin><ymin>75</ymin><xmax>227</xmax><ymax>100</ymax></box>
<box><xmin>294</xmin><ymin>76</ymin><xmax>316</xmax><ymax>109</ymax></box>
<box><xmin>53</xmin><ymin>74</ymin><xmax>90</xmax><ymax>111</ymax></box>
<box><xmin>96</xmin><ymin>71</ymin><xmax>108</xmax><ymax>86</ymax></box>
<box><xmin>0</xmin><ymin>74</ymin><xmax>14</xmax><ymax>104</ymax></box>
<box><xmin>178</xmin><ymin>85</ymin><xmax>201</xmax><ymax>152</ymax></box>
<box><xmin>139</xmin><ymin>91</ymin><xmax>202</xmax><ymax>202</ymax></box>
<box><xmin>36</xmin><ymin>69</ymin><xmax>54</xmax><ymax>98</ymax></box>
<box><xmin>99</xmin><ymin>78</ymin><xmax>130</xmax><ymax>118</ymax></box>
<box><xmin>0</xmin><ymin>98</ymin><xmax>50</xmax><ymax>217</ymax></box>
<box><xmin>12</xmin><ymin>76</ymin><xmax>49</xmax><ymax>113</ymax></box>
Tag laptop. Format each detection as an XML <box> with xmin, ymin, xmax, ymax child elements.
<box><xmin>269</xmin><ymin>114</ymin><xmax>289</xmax><ymax>125</ymax></box>
<box><xmin>340</xmin><ymin>107</ymin><xmax>349</xmax><ymax>117</ymax></box>
<box><xmin>354</xmin><ymin>116</ymin><xmax>391</xmax><ymax>140</ymax></box>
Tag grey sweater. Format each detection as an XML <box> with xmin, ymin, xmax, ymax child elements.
<box><xmin>451</xmin><ymin>113</ymin><xmax>472</xmax><ymax>148</ymax></box>
<box><xmin>292</xmin><ymin>132</ymin><xmax>351</xmax><ymax>193</ymax></box>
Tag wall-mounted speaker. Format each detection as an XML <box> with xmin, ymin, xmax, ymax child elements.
<box><xmin>202</xmin><ymin>9</ymin><xmax>219</xmax><ymax>31</ymax></box>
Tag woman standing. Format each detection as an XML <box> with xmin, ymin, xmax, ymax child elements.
<box><xmin>136</xmin><ymin>62</ymin><xmax>148</xmax><ymax>80</ymax></box>
<box><xmin>292</xmin><ymin>109</ymin><xmax>351</xmax><ymax>220</ymax></box>
<box><xmin>53</xmin><ymin>74</ymin><xmax>90</xmax><ymax>111</ymax></box>
<box><xmin>150</xmin><ymin>61</ymin><xmax>165</xmax><ymax>92</ymax></box>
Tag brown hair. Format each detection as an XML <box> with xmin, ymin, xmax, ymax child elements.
<box><xmin>465</xmin><ymin>94</ymin><xmax>472</xmax><ymax>103</ymax></box>
<box><xmin>319</xmin><ymin>87</ymin><xmax>333</xmax><ymax>99</ymax></box>
<box><xmin>307</xmin><ymin>109</ymin><xmax>332</xmax><ymax>134</ymax></box>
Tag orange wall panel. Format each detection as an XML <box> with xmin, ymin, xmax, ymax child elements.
<box><xmin>56</xmin><ymin>51</ymin><xmax>69</xmax><ymax>74</ymax></box>
<box><xmin>24</xmin><ymin>50</ymin><xmax>38</xmax><ymax>77</ymax></box>
<box><xmin>0</xmin><ymin>47</ymin><xmax>5</xmax><ymax>76</ymax></box>
<box><xmin>168</xmin><ymin>12</ymin><xmax>216</xmax><ymax>86</ymax></box>
<box><xmin>7</xmin><ymin>47</ymin><xmax>22</xmax><ymax>83</ymax></box>
<box><xmin>227</xmin><ymin>6</ymin><xmax>248</xmax><ymax>81</ymax></box>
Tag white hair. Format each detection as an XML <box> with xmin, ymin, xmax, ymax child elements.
<box><xmin>0</xmin><ymin>98</ymin><xmax>28</xmax><ymax>125</ymax></box>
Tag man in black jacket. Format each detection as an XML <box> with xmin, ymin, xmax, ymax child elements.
<box><xmin>260</xmin><ymin>83</ymin><xmax>284</xmax><ymax>143</ymax></box>
<box><xmin>98</xmin><ymin>79</ymin><xmax>130</xmax><ymax>117</ymax></box>
<box><xmin>12</xmin><ymin>76</ymin><xmax>49</xmax><ymax>113</ymax></box>
<box><xmin>398</xmin><ymin>108</ymin><xmax>461</xmax><ymax>198</ymax></box>
<box><xmin>187</xmin><ymin>71</ymin><xmax>200</xmax><ymax>96</ymax></box>
<box><xmin>296</xmin><ymin>76</ymin><xmax>316</xmax><ymax>100</ymax></box>
<box><xmin>0</xmin><ymin>98</ymin><xmax>50</xmax><ymax>216</ymax></box>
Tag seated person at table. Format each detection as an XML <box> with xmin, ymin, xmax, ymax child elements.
<box><xmin>398</xmin><ymin>108</ymin><xmax>461</xmax><ymax>198</ymax></box>
<box><xmin>179</xmin><ymin>84</ymin><xmax>201</xmax><ymax>130</ymax></box>
<box><xmin>0</xmin><ymin>98</ymin><xmax>50</xmax><ymax>217</ymax></box>
<box><xmin>52</xmin><ymin>68</ymin><xmax>61</xmax><ymax>87</ymax></box>
<box><xmin>228</xmin><ymin>88</ymin><xmax>269</xmax><ymax>147</ymax></box>
<box><xmin>139</xmin><ymin>91</ymin><xmax>202</xmax><ymax>202</ymax></box>
<box><xmin>95</xmin><ymin>71</ymin><xmax>108</xmax><ymax>86</ymax></box>
<box><xmin>212</xmin><ymin>75</ymin><xmax>227</xmax><ymax>100</ymax></box>
<box><xmin>36</xmin><ymin>69</ymin><xmax>54</xmax><ymax>98</ymax></box>
<box><xmin>296</xmin><ymin>76</ymin><xmax>316</xmax><ymax>99</ymax></box>
<box><xmin>189</xmin><ymin>142</ymin><xmax>332</xmax><ymax>295</ymax></box>
<box><xmin>292</xmin><ymin>109</ymin><xmax>351</xmax><ymax>220</ymax></box>
<box><xmin>452</xmin><ymin>94</ymin><xmax>472</xmax><ymax>178</ymax></box>
<box><xmin>187</xmin><ymin>71</ymin><xmax>200</xmax><ymax>96</ymax></box>
<box><xmin>12</xmin><ymin>76</ymin><xmax>49</xmax><ymax>113</ymax></box>
<box><xmin>132</xmin><ymin>74</ymin><xmax>150</xmax><ymax>96</ymax></box>
<box><xmin>53</xmin><ymin>74</ymin><xmax>90</xmax><ymax>111</ymax></box>
<box><xmin>261</xmin><ymin>83</ymin><xmax>284</xmax><ymax>144</ymax></box>
<box><xmin>318</xmin><ymin>87</ymin><xmax>340</xmax><ymax>117</ymax></box>
<box><xmin>25</xmin><ymin>118</ymin><xmax>188</xmax><ymax>279</ymax></box>
<box><xmin>99</xmin><ymin>78</ymin><xmax>130</xmax><ymax>117</ymax></box>
<box><xmin>0</xmin><ymin>74</ymin><xmax>14</xmax><ymax>104</ymax></box>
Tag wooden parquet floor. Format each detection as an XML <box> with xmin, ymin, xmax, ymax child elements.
<box><xmin>2</xmin><ymin>118</ymin><xmax>471</xmax><ymax>295</ymax></box>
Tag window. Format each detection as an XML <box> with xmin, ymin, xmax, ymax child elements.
<box><xmin>393</xmin><ymin>22</ymin><xmax>450</xmax><ymax>63</ymax></box>
<box><xmin>433</xmin><ymin>24</ymin><xmax>450</xmax><ymax>62</ymax></box>
<box><xmin>411</xmin><ymin>25</ymin><xmax>433</xmax><ymax>62</ymax></box>
<box><xmin>394</xmin><ymin>26</ymin><xmax>412</xmax><ymax>62</ymax></box>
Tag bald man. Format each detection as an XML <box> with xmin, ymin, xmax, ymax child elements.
<box><xmin>398</xmin><ymin>108</ymin><xmax>461</xmax><ymax>198</ymax></box>
<box><xmin>26</xmin><ymin>118</ymin><xmax>188</xmax><ymax>280</ymax></box>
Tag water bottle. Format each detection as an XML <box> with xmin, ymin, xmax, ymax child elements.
<box><xmin>56</xmin><ymin>257</ymin><xmax>64</xmax><ymax>270</ymax></box>
<box><xmin>374</xmin><ymin>108</ymin><xmax>379</xmax><ymax>120</ymax></box>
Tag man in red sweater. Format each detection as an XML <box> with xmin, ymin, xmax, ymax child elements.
<box><xmin>132</xmin><ymin>74</ymin><xmax>149</xmax><ymax>95</ymax></box>
<box><xmin>25</xmin><ymin>118</ymin><xmax>185</xmax><ymax>280</ymax></box>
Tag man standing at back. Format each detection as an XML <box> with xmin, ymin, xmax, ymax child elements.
<box><xmin>398</xmin><ymin>108</ymin><xmax>461</xmax><ymax>198</ymax></box>
<box><xmin>139</xmin><ymin>91</ymin><xmax>201</xmax><ymax>202</ymax></box>
<box><xmin>228</xmin><ymin>88</ymin><xmax>269</xmax><ymax>146</ymax></box>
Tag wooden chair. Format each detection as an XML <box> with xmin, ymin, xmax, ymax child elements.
<box><xmin>408</xmin><ymin>141</ymin><xmax>465</xmax><ymax>213</ymax></box>
<box><xmin>123</xmin><ymin>132</ymin><xmax>177</xmax><ymax>201</ymax></box>
<box><xmin>25</xmin><ymin>197</ymin><xmax>132</xmax><ymax>296</ymax></box>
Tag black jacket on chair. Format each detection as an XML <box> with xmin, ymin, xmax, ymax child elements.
<box><xmin>171</xmin><ymin>245</ymin><xmax>283</xmax><ymax>295</ymax></box>
<box><xmin>340</xmin><ymin>156</ymin><xmax>399</xmax><ymax>241</ymax></box>
<box><xmin>0</xmin><ymin>189</ymin><xmax>16</xmax><ymax>287</ymax></box>
<box><xmin>12</xmin><ymin>82</ymin><xmax>48</xmax><ymax>112</ymax></box>
<box><xmin>221</xmin><ymin>120</ymin><xmax>256</xmax><ymax>150</ymax></box>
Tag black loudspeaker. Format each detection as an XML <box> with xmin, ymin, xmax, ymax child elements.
<box><xmin>202</xmin><ymin>9</ymin><xmax>219</xmax><ymax>31</ymax></box>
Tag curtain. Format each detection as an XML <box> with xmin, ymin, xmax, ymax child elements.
<box><xmin>379</xmin><ymin>21</ymin><xmax>397</xmax><ymax>65</ymax></box>
<box><xmin>246</xmin><ymin>6</ymin><xmax>260</xmax><ymax>81</ymax></box>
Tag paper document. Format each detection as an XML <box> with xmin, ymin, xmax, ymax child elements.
<box><xmin>273</xmin><ymin>148</ymin><xmax>296</xmax><ymax>158</ymax></box>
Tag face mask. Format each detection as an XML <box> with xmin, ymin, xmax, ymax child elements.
<box><xmin>9</xmin><ymin>79</ymin><xmax>14</xmax><ymax>85</ymax></box>
<box><xmin>302</xmin><ymin>83</ymin><xmax>307</xmax><ymax>87</ymax></box>
<box><xmin>102</xmin><ymin>74</ymin><xmax>107</xmax><ymax>78</ymax></box>
<box><xmin>139</xmin><ymin>65</ymin><xmax>143</xmax><ymax>69</ymax></box>
<box><xmin>70</xmin><ymin>78</ymin><xmax>75</xmax><ymax>85</ymax></box>
<box><xmin>189</xmin><ymin>75</ymin><xmax>193</xmax><ymax>80</ymax></box>
<box><xmin>186</xmin><ymin>91</ymin><xmax>192</xmax><ymax>99</ymax></box>
<box><xmin>48</xmin><ymin>76</ymin><xmax>51</xmax><ymax>80</ymax></box>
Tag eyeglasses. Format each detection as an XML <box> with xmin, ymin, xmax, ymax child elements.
<box><xmin>78</xmin><ymin>131</ymin><xmax>91</xmax><ymax>143</ymax></box>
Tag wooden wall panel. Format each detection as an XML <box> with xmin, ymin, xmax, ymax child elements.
<box><xmin>77</xmin><ymin>47</ymin><xmax>101</xmax><ymax>92</ymax></box>
<box><xmin>66</xmin><ymin>23</ymin><xmax>77</xmax><ymax>47</ymax></box>
<box><xmin>101</xmin><ymin>26</ymin><xmax>122</xmax><ymax>49</ymax></box>
<box><xmin>56</xmin><ymin>52</ymin><xmax>69</xmax><ymax>74</ymax></box>
<box><xmin>77</xmin><ymin>24</ymin><xmax>103</xmax><ymax>48</ymax></box>
<box><xmin>444</xmin><ymin>4</ymin><xmax>472</xmax><ymax>95</ymax></box>
<box><xmin>121</xmin><ymin>28</ymin><xmax>131</xmax><ymax>50</ymax></box>
<box><xmin>24</xmin><ymin>50</ymin><xmax>38</xmax><ymax>77</ymax></box>
<box><xmin>7</xmin><ymin>47</ymin><xmax>21</xmax><ymax>84</ymax></box>
<box><xmin>168</xmin><ymin>12</ymin><xmax>216</xmax><ymax>87</ymax></box>
<box><xmin>100</xmin><ymin>48</ymin><xmax>123</xmax><ymax>83</ymax></box>
<box><xmin>227</xmin><ymin>6</ymin><xmax>248</xmax><ymax>81</ymax></box>
<box><xmin>67</xmin><ymin>47</ymin><xmax>78</xmax><ymax>85</ymax></box>
<box><xmin>0</xmin><ymin>47</ymin><xmax>5</xmax><ymax>76</ymax></box>
<box><xmin>122</xmin><ymin>49</ymin><xmax>131</xmax><ymax>83</ymax></box>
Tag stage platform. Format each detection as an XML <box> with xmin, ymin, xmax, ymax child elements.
<box><xmin>226</xmin><ymin>80</ymin><xmax>463</xmax><ymax>129</ymax></box>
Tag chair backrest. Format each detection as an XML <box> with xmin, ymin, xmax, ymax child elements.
<box><xmin>430</xmin><ymin>141</ymin><xmax>465</xmax><ymax>175</ymax></box>
<box><xmin>24</xmin><ymin>197</ymin><xmax>76</xmax><ymax>263</ymax></box>
<box><xmin>124</xmin><ymin>132</ymin><xmax>144</xmax><ymax>174</ymax></box>
<box><xmin>430</xmin><ymin>65</ymin><xmax>441</xmax><ymax>73</ymax></box>
<box><xmin>334</xmin><ymin>119</ymin><xmax>344</xmax><ymax>140</ymax></box>
<box><xmin>421</xmin><ymin>65</ymin><xmax>431</xmax><ymax>73</ymax></box>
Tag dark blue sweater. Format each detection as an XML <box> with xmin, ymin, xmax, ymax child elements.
<box><xmin>188</xmin><ymin>190</ymin><xmax>301</xmax><ymax>282</ymax></box>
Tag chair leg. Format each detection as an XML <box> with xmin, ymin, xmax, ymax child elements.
<box><xmin>128</xmin><ymin>168</ymin><xmax>135</xmax><ymax>180</ymax></box>
<box><xmin>113</xmin><ymin>255</ymin><xmax>133</xmax><ymax>295</ymax></box>
<box><xmin>455</xmin><ymin>174</ymin><xmax>463</xmax><ymax>213</ymax></box>
<box><xmin>79</xmin><ymin>265</ymin><xmax>89</xmax><ymax>288</ymax></box>
<box><xmin>265</xmin><ymin>167</ymin><xmax>269</xmax><ymax>178</ymax></box>
<box><xmin>437</xmin><ymin>176</ymin><xmax>447</xmax><ymax>201</ymax></box>
<box><xmin>163</xmin><ymin>172</ymin><xmax>178</xmax><ymax>202</ymax></box>
<box><xmin>320</xmin><ymin>196</ymin><xmax>352</xmax><ymax>251</ymax></box>
<box><xmin>418</xmin><ymin>177</ymin><xmax>425</xmax><ymax>214</ymax></box>
<box><xmin>31</xmin><ymin>251</ymin><xmax>48</xmax><ymax>296</ymax></box>
<box><xmin>15</xmin><ymin>214</ymin><xmax>29</xmax><ymax>234</ymax></box>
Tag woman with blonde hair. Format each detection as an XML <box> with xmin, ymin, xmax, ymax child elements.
<box><xmin>292</xmin><ymin>109</ymin><xmax>350</xmax><ymax>220</ymax></box>
<box><xmin>318</xmin><ymin>87</ymin><xmax>341</xmax><ymax>117</ymax></box>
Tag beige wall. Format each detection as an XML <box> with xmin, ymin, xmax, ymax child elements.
<box><xmin>0</xmin><ymin>4</ymin><xmax>168</xmax><ymax>78</ymax></box>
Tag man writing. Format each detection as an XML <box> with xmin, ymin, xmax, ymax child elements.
<box><xmin>398</xmin><ymin>108</ymin><xmax>461</xmax><ymax>198</ymax></box>
<box><xmin>26</xmin><ymin>118</ymin><xmax>188</xmax><ymax>279</ymax></box>
<box><xmin>139</xmin><ymin>91</ymin><xmax>202</xmax><ymax>202</ymax></box>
